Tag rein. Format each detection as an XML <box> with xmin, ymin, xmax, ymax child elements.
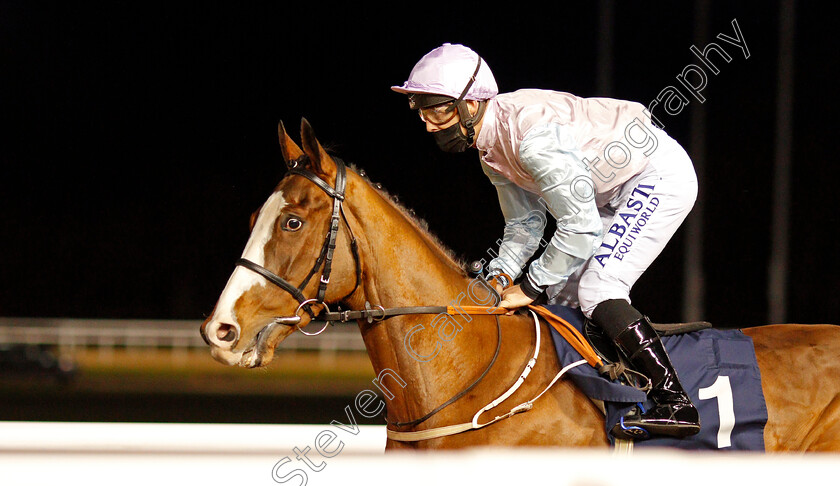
<box><xmin>234</xmin><ymin>157</ymin><xmax>606</xmax><ymax>440</ymax></box>
<box><xmin>386</xmin><ymin>309</ymin><xmax>589</xmax><ymax>442</ymax></box>
<box><xmin>386</xmin><ymin>315</ymin><xmax>501</xmax><ymax>430</ymax></box>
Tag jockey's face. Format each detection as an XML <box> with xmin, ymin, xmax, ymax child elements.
<box><xmin>418</xmin><ymin>102</ymin><xmax>459</xmax><ymax>131</ymax></box>
<box><xmin>419</xmin><ymin>100</ymin><xmax>480</xmax><ymax>134</ymax></box>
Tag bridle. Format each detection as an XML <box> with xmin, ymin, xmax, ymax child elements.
<box><xmin>235</xmin><ymin>155</ymin><xmax>362</xmax><ymax>336</ymax></box>
<box><xmin>228</xmin><ymin>154</ymin><xmax>605</xmax><ymax>437</ymax></box>
<box><xmin>231</xmin><ymin>154</ymin><xmax>505</xmax><ymax>430</ymax></box>
<box><xmin>236</xmin><ymin>155</ymin><xmax>486</xmax><ymax>335</ymax></box>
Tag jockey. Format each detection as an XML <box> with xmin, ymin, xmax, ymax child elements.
<box><xmin>392</xmin><ymin>43</ymin><xmax>700</xmax><ymax>440</ymax></box>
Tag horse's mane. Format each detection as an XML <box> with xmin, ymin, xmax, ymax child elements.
<box><xmin>288</xmin><ymin>149</ymin><xmax>468</xmax><ymax>276</ymax></box>
<box><xmin>347</xmin><ymin>163</ymin><xmax>468</xmax><ymax>276</ymax></box>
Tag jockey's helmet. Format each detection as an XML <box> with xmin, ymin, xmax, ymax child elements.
<box><xmin>392</xmin><ymin>44</ymin><xmax>497</xmax><ymax>152</ymax></box>
<box><xmin>391</xmin><ymin>43</ymin><xmax>498</xmax><ymax>110</ymax></box>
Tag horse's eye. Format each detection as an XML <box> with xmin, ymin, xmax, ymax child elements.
<box><xmin>284</xmin><ymin>218</ymin><xmax>303</xmax><ymax>231</ymax></box>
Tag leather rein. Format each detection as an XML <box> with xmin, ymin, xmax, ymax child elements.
<box><xmin>234</xmin><ymin>156</ymin><xmax>604</xmax><ymax>438</ymax></box>
<box><xmin>233</xmin><ymin>156</ymin><xmax>508</xmax><ymax>430</ymax></box>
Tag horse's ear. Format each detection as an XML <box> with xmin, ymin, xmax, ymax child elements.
<box><xmin>278</xmin><ymin>120</ymin><xmax>305</xmax><ymax>168</ymax></box>
<box><xmin>299</xmin><ymin>118</ymin><xmax>336</xmax><ymax>179</ymax></box>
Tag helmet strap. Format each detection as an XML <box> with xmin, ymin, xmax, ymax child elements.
<box><xmin>451</xmin><ymin>55</ymin><xmax>485</xmax><ymax>145</ymax></box>
<box><xmin>441</xmin><ymin>55</ymin><xmax>483</xmax><ymax>113</ymax></box>
<box><xmin>456</xmin><ymin>100</ymin><xmax>487</xmax><ymax>146</ymax></box>
<box><xmin>454</xmin><ymin>56</ymin><xmax>482</xmax><ymax>105</ymax></box>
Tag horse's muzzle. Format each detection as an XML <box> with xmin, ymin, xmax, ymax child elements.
<box><xmin>242</xmin><ymin>320</ymin><xmax>295</xmax><ymax>368</ymax></box>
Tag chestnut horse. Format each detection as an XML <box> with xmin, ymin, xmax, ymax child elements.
<box><xmin>202</xmin><ymin>119</ymin><xmax>840</xmax><ymax>451</ymax></box>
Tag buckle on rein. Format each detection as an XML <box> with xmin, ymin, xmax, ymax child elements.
<box><xmin>271</xmin><ymin>300</ymin><xmax>387</xmax><ymax>336</ymax></box>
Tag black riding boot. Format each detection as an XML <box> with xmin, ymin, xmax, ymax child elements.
<box><xmin>591</xmin><ymin>299</ymin><xmax>700</xmax><ymax>440</ymax></box>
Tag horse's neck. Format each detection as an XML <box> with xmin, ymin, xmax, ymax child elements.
<box><xmin>342</xmin><ymin>177</ymin><xmax>605</xmax><ymax>445</ymax></box>
<box><xmin>347</xmin><ymin>179</ymin><xmax>468</xmax><ymax>309</ymax></box>
<box><xmin>345</xmin><ymin>178</ymin><xmax>488</xmax><ymax>421</ymax></box>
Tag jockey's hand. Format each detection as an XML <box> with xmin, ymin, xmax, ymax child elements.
<box><xmin>498</xmin><ymin>284</ymin><xmax>535</xmax><ymax>315</ymax></box>
<box><xmin>493</xmin><ymin>282</ymin><xmax>505</xmax><ymax>296</ymax></box>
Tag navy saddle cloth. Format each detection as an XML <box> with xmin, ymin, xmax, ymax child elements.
<box><xmin>543</xmin><ymin>304</ymin><xmax>768</xmax><ymax>451</ymax></box>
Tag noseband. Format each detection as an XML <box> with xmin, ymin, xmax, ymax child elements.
<box><xmin>226</xmin><ymin>154</ymin><xmax>608</xmax><ymax>438</ymax></box>
<box><xmin>227</xmin><ymin>156</ymin><xmax>574</xmax><ymax>435</ymax></box>
<box><xmin>236</xmin><ymin>156</ymin><xmax>362</xmax><ymax>335</ymax></box>
<box><xmin>234</xmin><ymin>156</ymin><xmax>466</xmax><ymax>337</ymax></box>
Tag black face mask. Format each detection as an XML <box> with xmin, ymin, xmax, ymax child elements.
<box><xmin>433</xmin><ymin>122</ymin><xmax>471</xmax><ymax>153</ymax></box>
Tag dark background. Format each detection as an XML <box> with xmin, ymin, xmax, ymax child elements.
<box><xmin>1</xmin><ymin>1</ymin><xmax>836</xmax><ymax>328</ymax></box>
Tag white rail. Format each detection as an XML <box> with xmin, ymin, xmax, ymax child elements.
<box><xmin>0</xmin><ymin>317</ymin><xmax>366</xmax><ymax>353</ymax></box>
<box><xmin>0</xmin><ymin>421</ymin><xmax>837</xmax><ymax>485</ymax></box>
<box><xmin>0</xmin><ymin>421</ymin><xmax>386</xmax><ymax>454</ymax></box>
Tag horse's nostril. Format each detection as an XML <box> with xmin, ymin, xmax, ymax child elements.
<box><xmin>216</xmin><ymin>323</ymin><xmax>237</xmax><ymax>342</ymax></box>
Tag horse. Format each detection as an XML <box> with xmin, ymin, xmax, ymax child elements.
<box><xmin>201</xmin><ymin>119</ymin><xmax>840</xmax><ymax>452</ymax></box>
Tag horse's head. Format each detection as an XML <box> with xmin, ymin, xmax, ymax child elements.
<box><xmin>201</xmin><ymin>119</ymin><xmax>362</xmax><ymax>368</ymax></box>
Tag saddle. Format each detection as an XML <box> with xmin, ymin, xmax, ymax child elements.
<box><xmin>541</xmin><ymin>304</ymin><xmax>768</xmax><ymax>450</ymax></box>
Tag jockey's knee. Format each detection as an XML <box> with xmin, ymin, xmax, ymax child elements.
<box><xmin>577</xmin><ymin>271</ymin><xmax>632</xmax><ymax>319</ymax></box>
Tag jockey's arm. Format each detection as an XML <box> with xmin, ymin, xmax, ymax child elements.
<box><xmin>481</xmin><ymin>161</ymin><xmax>544</xmax><ymax>283</ymax></box>
<box><xmin>487</xmin><ymin>124</ymin><xmax>603</xmax><ymax>302</ymax></box>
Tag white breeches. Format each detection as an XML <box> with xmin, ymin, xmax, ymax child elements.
<box><xmin>548</xmin><ymin>129</ymin><xmax>698</xmax><ymax>317</ymax></box>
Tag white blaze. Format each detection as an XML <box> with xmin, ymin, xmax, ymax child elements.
<box><xmin>211</xmin><ymin>190</ymin><xmax>288</xmax><ymax>325</ymax></box>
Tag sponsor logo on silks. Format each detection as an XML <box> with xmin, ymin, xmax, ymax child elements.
<box><xmin>593</xmin><ymin>183</ymin><xmax>659</xmax><ymax>267</ymax></box>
